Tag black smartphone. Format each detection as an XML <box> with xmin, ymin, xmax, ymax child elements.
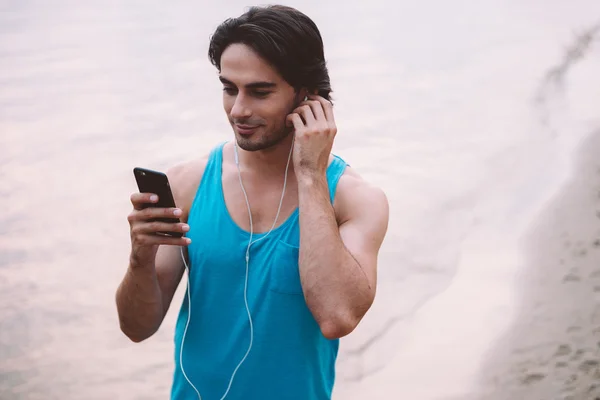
<box><xmin>133</xmin><ymin>167</ymin><xmax>183</xmax><ymax>238</ymax></box>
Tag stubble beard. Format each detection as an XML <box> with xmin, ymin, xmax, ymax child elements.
<box><xmin>235</xmin><ymin>121</ymin><xmax>293</xmax><ymax>152</ymax></box>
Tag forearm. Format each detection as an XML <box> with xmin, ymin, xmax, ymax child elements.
<box><xmin>115</xmin><ymin>261</ymin><xmax>164</xmax><ymax>342</ymax></box>
<box><xmin>297</xmin><ymin>174</ymin><xmax>372</xmax><ymax>338</ymax></box>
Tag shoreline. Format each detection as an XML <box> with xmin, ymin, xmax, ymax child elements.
<box><xmin>331</xmin><ymin>130</ymin><xmax>600</xmax><ymax>400</ymax></box>
<box><xmin>471</xmin><ymin>129</ymin><xmax>600</xmax><ymax>399</ymax></box>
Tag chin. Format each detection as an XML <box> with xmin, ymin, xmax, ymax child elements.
<box><xmin>235</xmin><ymin>130</ymin><xmax>291</xmax><ymax>152</ymax></box>
<box><xmin>235</xmin><ymin>135</ymin><xmax>267</xmax><ymax>152</ymax></box>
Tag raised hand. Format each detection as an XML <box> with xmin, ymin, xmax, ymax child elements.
<box><xmin>286</xmin><ymin>95</ymin><xmax>337</xmax><ymax>180</ymax></box>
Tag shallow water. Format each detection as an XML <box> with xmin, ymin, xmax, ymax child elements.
<box><xmin>1</xmin><ymin>1</ymin><xmax>599</xmax><ymax>399</ymax></box>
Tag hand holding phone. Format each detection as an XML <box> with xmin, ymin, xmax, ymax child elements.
<box><xmin>127</xmin><ymin>168</ymin><xmax>191</xmax><ymax>264</ymax></box>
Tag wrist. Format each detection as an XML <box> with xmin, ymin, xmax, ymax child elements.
<box><xmin>295</xmin><ymin>169</ymin><xmax>327</xmax><ymax>186</ymax></box>
<box><xmin>129</xmin><ymin>251</ymin><xmax>157</xmax><ymax>272</ymax></box>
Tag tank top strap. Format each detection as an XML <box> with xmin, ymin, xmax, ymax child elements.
<box><xmin>325</xmin><ymin>154</ymin><xmax>348</xmax><ymax>203</ymax></box>
<box><xmin>205</xmin><ymin>141</ymin><xmax>226</xmax><ymax>180</ymax></box>
<box><xmin>188</xmin><ymin>141</ymin><xmax>227</xmax><ymax>220</ymax></box>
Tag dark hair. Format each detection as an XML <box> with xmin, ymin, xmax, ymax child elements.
<box><xmin>208</xmin><ymin>5</ymin><xmax>332</xmax><ymax>101</ymax></box>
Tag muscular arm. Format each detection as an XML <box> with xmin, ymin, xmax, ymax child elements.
<box><xmin>116</xmin><ymin>159</ymin><xmax>205</xmax><ymax>342</ymax></box>
<box><xmin>297</xmin><ymin>169</ymin><xmax>389</xmax><ymax>339</ymax></box>
<box><xmin>116</xmin><ymin>244</ymin><xmax>185</xmax><ymax>342</ymax></box>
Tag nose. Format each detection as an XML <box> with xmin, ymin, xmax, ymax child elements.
<box><xmin>230</xmin><ymin>94</ymin><xmax>252</xmax><ymax>120</ymax></box>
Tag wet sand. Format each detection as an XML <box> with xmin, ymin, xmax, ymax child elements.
<box><xmin>470</xmin><ymin>130</ymin><xmax>600</xmax><ymax>399</ymax></box>
<box><xmin>332</xmin><ymin>21</ymin><xmax>600</xmax><ymax>400</ymax></box>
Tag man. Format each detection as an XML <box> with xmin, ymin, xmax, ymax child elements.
<box><xmin>115</xmin><ymin>5</ymin><xmax>389</xmax><ymax>400</ymax></box>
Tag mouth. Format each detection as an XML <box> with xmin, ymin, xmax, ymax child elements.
<box><xmin>235</xmin><ymin>124</ymin><xmax>261</xmax><ymax>136</ymax></box>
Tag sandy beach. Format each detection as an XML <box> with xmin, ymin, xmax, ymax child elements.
<box><xmin>332</xmin><ymin>133</ymin><xmax>600</xmax><ymax>400</ymax></box>
<box><xmin>1</xmin><ymin>2</ymin><xmax>600</xmax><ymax>399</ymax></box>
<box><xmin>470</xmin><ymin>130</ymin><xmax>600</xmax><ymax>399</ymax></box>
<box><xmin>331</xmin><ymin>20</ymin><xmax>600</xmax><ymax>400</ymax></box>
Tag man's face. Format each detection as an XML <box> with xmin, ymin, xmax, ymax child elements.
<box><xmin>219</xmin><ymin>43</ymin><xmax>299</xmax><ymax>152</ymax></box>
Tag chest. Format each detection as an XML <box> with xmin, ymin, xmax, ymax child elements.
<box><xmin>221</xmin><ymin>167</ymin><xmax>299</xmax><ymax>234</ymax></box>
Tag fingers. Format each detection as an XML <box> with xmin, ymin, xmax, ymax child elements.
<box><xmin>295</xmin><ymin>104</ymin><xmax>316</xmax><ymax>126</ymax></box>
<box><xmin>293</xmin><ymin>100</ymin><xmax>326</xmax><ymax>124</ymax></box>
<box><xmin>305</xmin><ymin>100</ymin><xmax>326</xmax><ymax>122</ymax></box>
<box><xmin>131</xmin><ymin>221</ymin><xmax>189</xmax><ymax>236</ymax></box>
<box><xmin>308</xmin><ymin>95</ymin><xmax>335</xmax><ymax>124</ymax></box>
<box><xmin>128</xmin><ymin>193</ymin><xmax>190</xmax><ymax>247</ymax></box>
<box><xmin>129</xmin><ymin>215</ymin><xmax>191</xmax><ymax>247</ymax></box>
<box><xmin>287</xmin><ymin>113</ymin><xmax>305</xmax><ymax>132</ymax></box>
<box><xmin>133</xmin><ymin>233</ymin><xmax>191</xmax><ymax>247</ymax></box>
<box><xmin>130</xmin><ymin>192</ymin><xmax>158</xmax><ymax>210</ymax></box>
<box><xmin>128</xmin><ymin>205</ymin><xmax>182</xmax><ymax>223</ymax></box>
<box><xmin>289</xmin><ymin>96</ymin><xmax>335</xmax><ymax>135</ymax></box>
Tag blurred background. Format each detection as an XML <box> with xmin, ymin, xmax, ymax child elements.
<box><xmin>1</xmin><ymin>1</ymin><xmax>600</xmax><ymax>399</ymax></box>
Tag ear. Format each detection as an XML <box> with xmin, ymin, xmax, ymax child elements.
<box><xmin>295</xmin><ymin>89</ymin><xmax>308</xmax><ymax>105</ymax></box>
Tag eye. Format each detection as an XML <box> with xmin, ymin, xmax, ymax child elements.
<box><xmin>223</xmin><ymin>87</ymin><xmax>237</xmax><ymax>95</ymax></box>
<box><xmin>252</xmin><ymin>91</ymin><xmax>271</xmax><ymax>98</ymax></box>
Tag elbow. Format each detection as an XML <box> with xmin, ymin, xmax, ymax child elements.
<box><xmin>118</xmin><ymin>320</ymin><xmax>156</xmax><ymax>343</ymax></box>
<box><xmin>115</xmin><ymin>292</ymin><xmax>160</xmax><ymax>343</ymax></box>
<box><xmin>317</xmin><ymin>300</ymin><xmax>374</xmax><ymax>340</ymax></box>
<box><xmin>121</xmin><ymin>327</ymin><xmax>153</xmax><ymax>343</ymax></box>
<box><xmin>318</xmin><ymin>316</ymin><xmax>359</xmax><ymax>340</ymax></box>
<box><xmin>125</xmin><ymin>332</ymin><xmax>150</xmax><ymax>343</ymax></box>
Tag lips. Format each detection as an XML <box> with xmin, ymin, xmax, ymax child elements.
<box><xmin>235</xmin><ymin>124</ymin><xmax>260</xmax><ymax>135</ymax></box>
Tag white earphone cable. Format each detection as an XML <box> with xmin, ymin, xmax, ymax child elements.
<box><xmin>178</xmin><ymin>249</ymin><xmax>202</xmax><ymax>399</ymax></box>
<box><xmin>178</xmin><ymin>137</ymin><xmax>294</xmax><ymax>400</ymax></box>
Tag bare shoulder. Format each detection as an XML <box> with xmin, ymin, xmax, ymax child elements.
<box><xmin>333</xmin><ymin>166</ymin><xmax>389</xmax><ymax>227</ymax></box>
<box><xmin>165</xmin><ymin>152</ymin><xmax>210</xmax><ymax>222</ymax></box>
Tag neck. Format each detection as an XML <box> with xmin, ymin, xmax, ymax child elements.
<box><xmin>234</xmin><ymin>134</ymin><xmax>295</xmax><ymax>177</ymax></box>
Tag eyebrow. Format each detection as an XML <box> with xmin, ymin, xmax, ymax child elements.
<box><xmin>219</xmin><ymin>76</ymin><xmax>277</xmax><ymax>89</ymax></box>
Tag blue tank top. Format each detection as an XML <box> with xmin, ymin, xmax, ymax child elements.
<box><xmin>170</xmin><ymin>141</ymin><xmax>348</xmax><ymax>400</ymax></box>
